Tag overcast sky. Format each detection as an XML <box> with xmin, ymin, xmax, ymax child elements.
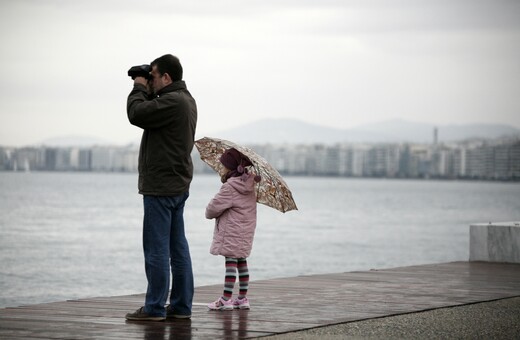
<box><xmin>1</xmin><ymin>0</ymin><xmax>519</xmax><ymax>146</ymax></box>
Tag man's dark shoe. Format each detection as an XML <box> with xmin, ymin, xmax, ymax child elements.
<box><xmin>166</xmin><ymin>305</ymin><xmax>191</xmax><ymax>319</ymax></box>
<box><xmin>125</xmin><ymin>307</ymin><xmax>165</xmax><ymax>321</ymax></box>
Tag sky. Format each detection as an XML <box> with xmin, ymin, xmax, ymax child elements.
<box><xmin>1</xmin><ymin>0</ymin><xmax>519</xmax><ymax>146</ymax></box>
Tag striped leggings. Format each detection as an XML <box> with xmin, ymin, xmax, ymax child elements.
<box><xmin>222</xmin><ymin>257</ymin><xmax>249</xmax><ymax>300</ymax></box>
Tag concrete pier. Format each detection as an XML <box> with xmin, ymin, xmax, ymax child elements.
<box><xmin>1</xmin><ymin>261</ymin><xmax>520</xmax><ymax>339</ymax></box>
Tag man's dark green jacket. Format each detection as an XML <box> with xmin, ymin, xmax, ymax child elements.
<box><xmin>127</xmin><ymin>81</ymin><xmax>197</xmax><ymax>196</ymax></box>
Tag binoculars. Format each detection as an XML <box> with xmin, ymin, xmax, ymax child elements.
<box><xmin>128</xmin><ymin>64</ymin><xmax>152</xmax><ymax>80</ymax></box>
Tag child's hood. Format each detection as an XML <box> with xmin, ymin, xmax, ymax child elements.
<box><xmin>226</xmin><ymin>173</ymin><xmax>256</xmax><ymax>195</ymax></box>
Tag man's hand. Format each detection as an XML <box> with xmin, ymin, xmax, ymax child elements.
<box><xmin>134</xmin><ymin>76</ymin><xmax>148</xmax><ymax>86</ymax></box>
<box><xmin>134</xmin><ymin>76</ymin><xmax>153</xmax><ymax>96</ymax></box>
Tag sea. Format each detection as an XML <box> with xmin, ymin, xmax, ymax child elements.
<box><xmin>0</xmin><ymin>172</ymin><xmax>519</xmax><ymax>308</ymax></box>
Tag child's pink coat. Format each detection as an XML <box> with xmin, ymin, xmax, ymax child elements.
<box><xmin>206</xmin><ymin>173</ymin><xmax>257</xmax><ymax>258</ymax></box>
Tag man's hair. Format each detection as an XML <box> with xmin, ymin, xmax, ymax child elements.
<box><xmin>151</xmin><ymin>54</ymin><xmax>183</xmax><ymax>81</ymax></box>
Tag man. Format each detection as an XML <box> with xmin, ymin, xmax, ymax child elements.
<box><xmin>125</xmin><ymin>54</ymin><xmax>197</xmax><ymax>321</ymax></box>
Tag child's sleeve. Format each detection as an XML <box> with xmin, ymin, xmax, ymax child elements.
<box><xmin>205</xmin><ymin>184</ymin><xmax>233</xmax><ymax>219</ymax></box>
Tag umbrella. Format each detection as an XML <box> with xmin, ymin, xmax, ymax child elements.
<box><xmin>194</xmin><ymin>137</ymin><xmax>298</xmax><ymax>213</ymax></box>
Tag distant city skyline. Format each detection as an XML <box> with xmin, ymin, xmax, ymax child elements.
<box><xmin>2</xmin><ymin>137</ymin><xmax>518</xmax><ymax>181</ymax></box>
<box><xmin>1</xmin><ymin>1</ymin><xmax>520</xmax><ymax>146</ymax></box>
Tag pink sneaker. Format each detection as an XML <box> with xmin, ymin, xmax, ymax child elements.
<box><xmin>207</xmin><ymin>297</ymin><xmax>234</xmax><ymax>311</ymax></box>
<box><xmin>233</xmin><ymin>297</ymin><xmax>250</xmax><ymax>310</ymax></box>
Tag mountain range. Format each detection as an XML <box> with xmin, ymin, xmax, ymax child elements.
<box><xmin>208</xmin><ymin>119</ymin><xmax>520</xmax><ymax>145</ymax></box>
<box><xmin>37</xmin><ymin>119</ymin><xmax>520</xmax><ymax>147</ymax></box>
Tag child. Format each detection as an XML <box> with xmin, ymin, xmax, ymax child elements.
<box><xmin>205</xmin><ymin>148</ymin><xmax>261</xmax><ymax>310</ymax></box>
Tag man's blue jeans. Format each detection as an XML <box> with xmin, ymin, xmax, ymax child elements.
<box><xmin>142</xmin><ymin>193</ymin><xmax>194</xmax><ymax>317</ymax></box>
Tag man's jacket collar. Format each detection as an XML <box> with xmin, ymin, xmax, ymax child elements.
<box><xmin>157</xmin><ymin>81</ymin><xmax>186</xmax><ymax>96</ymax></box>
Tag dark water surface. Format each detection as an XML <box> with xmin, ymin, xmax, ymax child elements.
<box><xmin>1</xmin><ymin>172</ymin><xmax>518</xmax><ymax>308</ymax></box>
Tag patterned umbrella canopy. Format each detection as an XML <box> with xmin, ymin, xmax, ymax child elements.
<box><xmin>194</xmin><ymin>137</ymin><xmax>298</xmax><ymax>213</ymax></box>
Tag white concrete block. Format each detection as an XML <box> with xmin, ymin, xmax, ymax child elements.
<box><xmin>469</xmin><ymin>224</ymin><xmax>489</xmax><ymax>261</ymax></box>
<box><xmin>470</xmin><ymin>222</ymin><xmax>520</xmax><ymax>263</ymax></box>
